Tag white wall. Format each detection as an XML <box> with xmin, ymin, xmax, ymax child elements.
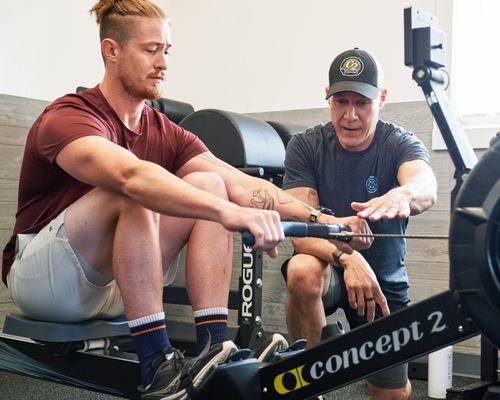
<box><xmin>160</xmin><ymin>0</ymin><xmax>453</xmax><ymax>112</ymax></box>
<box><xmin>0</xmin><ymin>0</ymin><xmax>453</xmax><ymax>112</ymax></box>
<box><xmin>0</xmin><ymin>1</ymin><xmax>103</xmax><ymax>102</ymax></box>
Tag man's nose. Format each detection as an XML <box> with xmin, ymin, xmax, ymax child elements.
<box><xmin>156</xmin><ymin>53</ymin><xmax>168</xmax><ymax>71</ymax></box>
<box><xmin>344</xmin><ymin>104</ymin><xmax>358</xmax><ymax>120</ymax></box>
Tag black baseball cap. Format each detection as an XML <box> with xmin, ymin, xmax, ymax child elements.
<box><xmin>325</xmin><ymin>48</ymin><xmax>384</xmax><ymax>100</ymax></box>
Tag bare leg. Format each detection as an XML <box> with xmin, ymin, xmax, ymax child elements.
<box><xmin>285</xmin><ymin>254</ymin><xmax>331</xmax><ymax>347</ymax></box>
<box><xmin>182</xmin><ymin>172</ymin><xmax>232</xmax><ymax>311</ymax></box>
<box><xmin>64</xmin><ymin>189</ymin><xmax>168</xmax><ymax>319</ymax></box>
<box><xmin>64</xmin><ymin>172</ymin><xmax>232</xmax><ymax>320</ymax></box>
<box><xmin>149</xmin><ymin>172</ymin><xmax>232</xmax><ymax>311</ymax></box>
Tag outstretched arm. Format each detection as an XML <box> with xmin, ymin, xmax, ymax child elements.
<box><xmin>351</xmin><ymin>159</ymin><xmax>437</xmax><ymax>221</ymax></box>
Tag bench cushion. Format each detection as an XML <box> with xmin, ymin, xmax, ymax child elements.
<box><xmin>2</xmin><ymin>313</ymin><xmax>129</xmax><ymax>342</ymax></box>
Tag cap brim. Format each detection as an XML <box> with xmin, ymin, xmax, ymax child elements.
<box><xmin>326</xmin><ymin>81</ymin><xmax>380</xmax><ymax>100</ymax></box>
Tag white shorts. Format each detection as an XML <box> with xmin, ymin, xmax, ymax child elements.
<box><xmin>7</xmin><ymin>209</ymin><xmax>178</xmax><ymax>322</ymax></box>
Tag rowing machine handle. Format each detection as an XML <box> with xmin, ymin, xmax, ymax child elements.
<box><xmin>241</xmin><ymin>221</ymin><xmax>350</xmax><ymax>247</ymax></box>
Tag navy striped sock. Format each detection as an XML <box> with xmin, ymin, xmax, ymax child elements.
<box><xmin>129</xmin><ymin>312</ymin><xmax>172</xmax><ymax>386</ymax></box>
<box><xmin>194</xmin><ymin>307</ymin><xmax>228</xmax><ymax>354</ymax></box>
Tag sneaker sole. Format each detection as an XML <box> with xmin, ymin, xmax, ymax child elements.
<box><xmin>192</xmin><ymin>341</ymin><xmax>237</xmax><ymax>387</ymax></box>
<box><xmin>257</xmin><ymin>333</ymin><xmax>289</xmax><ymax>363</ymax></box>
<box><xmin>158</xmin><ymin>389</ymin><xmax>187</xmax><ymax>400</ymax></box>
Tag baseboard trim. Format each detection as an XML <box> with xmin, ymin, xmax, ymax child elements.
<box><xmin>409</xmin><ymin>352</ymin><xmax>500</xmax><ymax>380</ymax></box>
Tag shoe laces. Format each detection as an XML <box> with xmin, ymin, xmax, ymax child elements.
<box><xmin>153</xmin><ymin>347</ymin><xmax>186</xmax><ymax>372</ymax></box>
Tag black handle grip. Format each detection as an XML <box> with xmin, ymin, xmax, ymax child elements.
<box><xmin>242</xmin><ymin>222</ymin><xmax>351</xmax><ymax>247</ymax></box>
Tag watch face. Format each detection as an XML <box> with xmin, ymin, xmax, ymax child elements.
<box><xmin>319</xmin><ymin>206</ymin><xmax>335</xmax><ymax>216</ymax></box>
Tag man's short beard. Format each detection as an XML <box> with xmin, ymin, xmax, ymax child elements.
<box><xmin>118</xmin><ymin>67</ymin><xmax>163</xmax><ymax>100</ymax></box>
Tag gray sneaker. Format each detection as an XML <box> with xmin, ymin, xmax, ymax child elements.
<box><xmin>139</xmin><ymin>341</ymin><xmax>238</xmax><ymax>399</ymax></box>
<box><xmin>139</xmin><ymin>348</ymin><xmax>187</xmax><ymax>399</ymax></box>
<box><xmin>253</xmin><ymin>333</ymin><xmax>289</xmax><ymax>363</ymax></box>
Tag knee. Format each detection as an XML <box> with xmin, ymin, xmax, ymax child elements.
<box><xmin>114</xmin><ymin>193</ymin><xmax>159</xmax><ymax>225</ymax></box>
<box><xmin>183</xmin><ymin>172</ymin><xmax>228</xmax><ymax>199</ymax></box>
<box><xmin>286</xmin><ymin>254</ymin><xmax>325</xmax><ymax>299</ymax></box>
<box><xmin>368</xmin><ymin>381</ymin><xmax>411</xmax><ymax>400</ymax></box>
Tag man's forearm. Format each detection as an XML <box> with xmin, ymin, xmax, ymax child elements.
<box><xmin>397</xmin><ymin>170</ymin><xmax>437</xmax><ymax>215</ymax></box>
<box><xmin>190</xmin><ymin>152</ymin><xmax>315</xmax><ymax>220</ymax></box>
<box><xmin>291</xmin><ymin>237</ymin><xmax>340</xmax><ymax>265</ymax></box>
<box><xmin>228</xmin><ymin>173</ymin><xmax>317</xmax><ymax>221</ymax></box>
<box><xmin>395</xmin><ymin>160</ymin><xmax>437</xmax><ymax>216</ymax></box>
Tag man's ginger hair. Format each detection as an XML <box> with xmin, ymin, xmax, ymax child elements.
<box><xmin>90</xmin><ymin>0</ymin><xmax>166</xmax><ymax>45</ymax></box>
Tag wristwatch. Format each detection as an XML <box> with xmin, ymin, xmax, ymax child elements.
<box><xmin>332</xmin><ymin>248</ymin><xmax>345</xmax><ymax>266</ymax></box>
<box><xmin>309</xmin><ymin>206</ymin><xmax>335</xmax><ymax>223</ymax></box>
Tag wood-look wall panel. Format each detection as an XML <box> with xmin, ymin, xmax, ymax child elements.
<box><xmin>0</xmin><ymin>284</ymin><xmax>12</xmax><ymax>304</ymax></box>
<box><xmin>0</xmin><ymin>202</ymin><xmax>16</xmax><ymax>231</ymax></box>
<box><xmin>406</xmin><ymin>210</ymin><xmax>449</xmax><ymax>236</ymax></box>
<box><xmin>0</xmin><ymin>179</ymin><xmax>19</xmax><ymax>203</ymax></box>
<box><xmin>378</xmin><ymin>102</ymin><xmax>433</xmax><ymax>134</ymax></box>
<box><xmin>405</xmin><ymin>239</ymin><xmax>448</xmax><ymax>264</ymax></box>
<box><xmin>409</xmin><ymin>278</ymin><xmax>449</xmax><ymax>303</ymax></box>
<box><xmin>0</xmin><ymin>125</ymin><xmax>30</xmax><ymax>146</ymax></box>
<box><xmin>0</xmin><ymin>95</ymin><xmax>48</xmax><ymax>127</ymax></box>
<box><xmin>0</xmin><ymin>144</ymin><xmax>24</xmax><ymax>181</ymax></box>
<box><xmin>0</xmin><ymin>229</ymin><xmax>13</xmax><ymax>251</ymax></box>
<box><xmin>406</xmin><ymin>261</ymin><xmax>449</xmax><ymax>282</ymax></box>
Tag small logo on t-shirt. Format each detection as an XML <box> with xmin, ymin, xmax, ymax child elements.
<box><xmin>365</xmin><ymin>176</ymin><xmax>378</xmax><ymax>194</ymax></box>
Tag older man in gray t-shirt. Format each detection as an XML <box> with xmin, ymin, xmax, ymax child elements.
<box><xmin>283</xmin><ymin>48</ymin><xmax>437</xmax><ymax>400</ymax></box>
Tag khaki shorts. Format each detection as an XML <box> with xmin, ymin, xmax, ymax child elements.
<box><xmin>7</xmin><ymin>209</ymin><xmax>178</xmax><ymax>323</ymax></box>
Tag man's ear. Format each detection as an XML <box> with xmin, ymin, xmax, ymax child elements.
<box><xmin>101</xmin><ymin>38</ymin><xmax>120</xmax><ymax>63</ymax></box>
<box><xmin>379</xmin><ymin>88</ymin><xmax>388</xmax><ymax>109</ymax></box>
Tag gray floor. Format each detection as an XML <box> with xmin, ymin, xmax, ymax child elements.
<box><xmin>0</xmin><ymin>370</ymin><xmax>479</xmax><ymax>399</ymax></box>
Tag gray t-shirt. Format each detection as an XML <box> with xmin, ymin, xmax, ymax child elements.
<box><xmin>283</xmin><ymin>120</ymin><xmax>430</xmax><ymax>303</ymax></box>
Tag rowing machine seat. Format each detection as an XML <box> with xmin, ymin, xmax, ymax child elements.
<box><xmin>2</xmin><ymin>313</ymin><xmax>129</xmax><ymax>342</ymax></box>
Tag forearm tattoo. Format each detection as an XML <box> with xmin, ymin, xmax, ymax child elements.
<box><xmin>251</xmin><ymin>189</ymin><xmax>275</xmax><ymax>210</ymax></box>
<box><xmin>197</xmin><ymin>153</ymin><xmax>317</xmax><ymax>218</ymax></box>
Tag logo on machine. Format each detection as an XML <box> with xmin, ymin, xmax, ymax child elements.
<box><xmin>340</xmin><ymin>57</ymin><xmax>364</xmax><ymax>76</ymax></box>
<box><xmin>365</xmin><ymin>176</ymin><xmax>378</xmax><ymax>194</ymax></box>
<box><xmin>241</xmin><ymin>243</ymin><xmax>254</xmax><ymax>318</ymax></box>
<box><xmin>274</xmin><ymin>365</ymin><xmax>310</xmax><ymax>395</ymax></box>
<box><xmin>272</xmin><ymin>311</ymin><xmax>447</xmax><ymax>396</ymax></box>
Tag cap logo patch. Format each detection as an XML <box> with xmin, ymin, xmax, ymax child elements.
<box><xmin>340</xmin><ymin>57</ymin><xmax>364</xmax><ymax>76</ymax></box>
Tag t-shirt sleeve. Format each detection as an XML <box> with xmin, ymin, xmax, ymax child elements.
<box><xmin>394</xmin><ymin>129</ymin><xmax>430</xmax><ymax>170</ymax></box>
<box><xmin>170</xmin><ymin>119</ymin><xmax>209</xmax><ymax>171</ymax></box>
<box><xmin>282</xmin><ymin>133</ymin><xmax>317</xmax><ymax>190</ymax></box>
<box><xmin>37</xmin><ymin>105</ymin><xmax>110</xmax><ymax>164</ymax></box>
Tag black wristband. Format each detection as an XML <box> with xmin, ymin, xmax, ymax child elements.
<box><xmin>310</xmin><ymin>206</ymin><xmax>335</xmax><ymax>223</ymax></box>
